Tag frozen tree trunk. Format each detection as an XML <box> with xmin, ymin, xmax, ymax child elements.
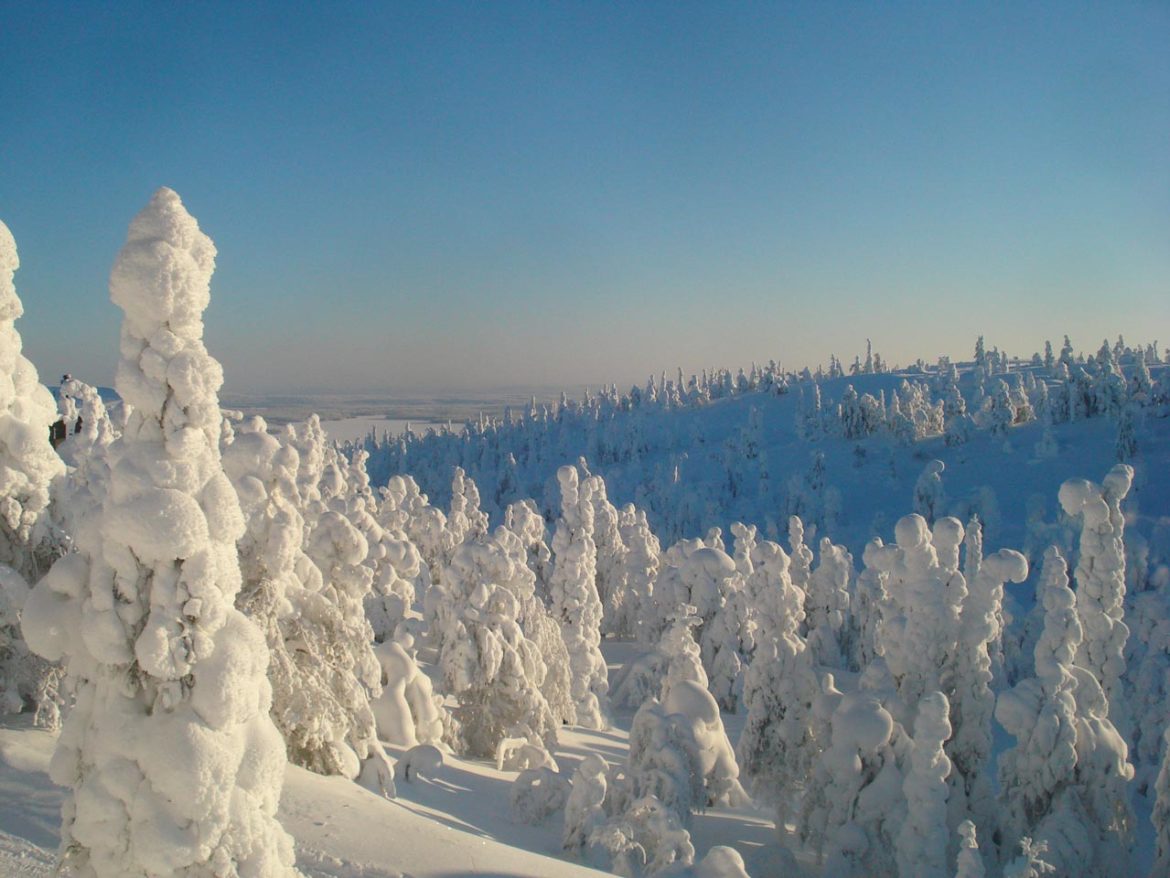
<box><xmin>22</xmin><ymin>189</ymin><xmax>297</xmax><ymax>877</ymax></box>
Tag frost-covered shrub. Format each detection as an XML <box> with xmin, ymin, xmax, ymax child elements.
<box><xmin>661</xmin><ymin>680</ymin><xmax>748</xmax><ymax>809</ymax></box>
<box><xmin>371</xmin><ymin>638</ymin><xmax>448</xmax><ymax>749</ymax></box>
<box><xmin>588</xmin><ymin>796</ymin><xmax>696</xmax><ymax>877</ymax></box>
<box><xmin>21</xmin><ymin>189</ymin><xmax>296</xmax><ymax>876</ymax></box>
<box><xmin>564</xmin><ymin>753</ymin><xmax>610</xmax><ymax>856</ymax></box>
<box><xmin>512</xmin><ymin>766</ymin><xmax>571</xmax><ymax>824</ymax></box>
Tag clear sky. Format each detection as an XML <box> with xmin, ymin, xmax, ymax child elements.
<box><xmin>1</xmin><ymin>1</ymin><xmax>1167</xmax><ymax>394</ymax></box>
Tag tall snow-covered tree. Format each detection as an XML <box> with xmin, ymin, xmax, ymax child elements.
<box><xmin>549</xmin><ymin>464</ymin><xmax>608</xmax><ymax>728</ymax></box>
<box><xmin>737</xmin><ymin>538</ymin><xmax>820</xmax><ymax>822</ymax></box>
<box><xmin>223</xmin><ymin>416</ymin><xmax>390</xmax><ymax>782</ymax></box>
<box><xmin>996</xmin><ymin>546</ymin><xmax>1133</xmax><ymax>878</ymax></box>
<box><xmin>22</xmin><ymin>188</ymin><xmax>296</xmax><ymax>876</ymax></box>
<box><xmin>896</xmin><ymin>691</ymin><xmax>953</xmax><ymax>878</ymax></box>
<box><xmin>0</xmin><ymin>218</ymin><xmax>68</xmax><ymax>724</ymax></box>
<box><xmin>0</xmin><ymin>219</ymin><xmax>64</xmax><ymax>582</ymax></box>
<box><xmin>1058</xmin><ymin>465</ymin><xmax>1133</xmax><ymax>735</ymax></box>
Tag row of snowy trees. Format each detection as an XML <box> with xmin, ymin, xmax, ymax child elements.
<box><xmin>2</xmin><ymin>194</ymin><xmax>1169</xmax><ymax>877</ymax></box>
<box><xmin>353</xmin><ymin>339</ymin><xmax>1167</xmax><ymax>549</ymax></box>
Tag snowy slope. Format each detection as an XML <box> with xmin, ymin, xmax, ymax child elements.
<box><xmin>0</xmin><ymin>642</ymin><xmax>788</xmax><ymax>878</ymax></box>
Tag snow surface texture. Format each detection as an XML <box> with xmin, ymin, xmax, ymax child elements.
<box><xmin>21</xmin><ymin>189</ymin><xmax>297</xmax><ymax>877</ymax></box>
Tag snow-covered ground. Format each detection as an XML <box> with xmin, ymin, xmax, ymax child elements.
<box><xmin>0</xmin><ymin>641</ymin><xmax>784</xmax><ymax>878</ymax></box>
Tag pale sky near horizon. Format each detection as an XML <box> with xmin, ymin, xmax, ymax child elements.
<box><xmin>1</xmin><ymin>1</ymin><xmax>1167</xmax><ymax>395</ymax></box>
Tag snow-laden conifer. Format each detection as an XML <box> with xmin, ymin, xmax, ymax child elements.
<box><xmin>896</xmin><ymin>691</ymin><xmax>952</xmax><ymax>878</ymax></box>
<box><xmin>0</xmin><ymin>220</ymin><xmax>69</xmax><ymax>724</ymax></box>
<box><xmin>223</xmin><ymin>416</ymin><xmax>389</xmax><ymax>781</ymax></box>
<box><xmin>996</xmin><ymin>546</ymin><xmax>1133</xmax><ymax>877</ymax></box>
<box><xmin>805</xmin><ymin>537</ymin><xmax>852</xmax><ymax>669</ymax></box>
<box><xmin>618</xmin><ymin>503</ymin><xmax>661</xmax><ymax>644</ymax></box>
<box><xmin>436</xmin><ymin>537</ymin><xmax>558</xmax><ymax>756</ymax></box>
<box><xmin>1152</xmin><ymin>727</ymin><xmax>1170</xmax><ymax>878</ymax></box>
<box><xmin>22</xmin><ymin>188</ymin><xmax>296</xmax><ymax>876</ymax></box>
<box><xmin>0</xmin><ymin>219</ymin><xmax>64</xmax><ymax>583</ymax></box>
<box><xmin>736</xmin><ymin>538</ymin><xmax>820</xmax><ymax>821</ymax></box>
<box><xmin>587</xmin><ymin>472</ymin><xmax>631</xmax><ymax>637</ymax></box>
<box><xmin>1058</xmin><ymin>464</ymin><xmax>1133</xmax><ymax>734</ymax></box>
<box><xmin>950</xmin><ymin>536</ymin><xmax>1027</xmax><ymax>851</ymax></box>
<box><xmin>549</xmin><ymin>464</ymin><xmax>608</xmax><ymax>728</ymax></box>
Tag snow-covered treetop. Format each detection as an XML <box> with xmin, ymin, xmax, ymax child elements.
<box><xmin>110</xmin><ymin>187</ymin><xmax>225</xmax><ymax>449</ymax></box>
<box><xmin>0</xmin><ymin>220</ymin><xmax>24</xmax><ymax>324</ymax></box>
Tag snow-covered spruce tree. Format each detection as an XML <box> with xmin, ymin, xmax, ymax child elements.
<box><xmin>950</xmin><ymin>537</ymin><xmax>1028</xmax><ymax>854</ymax></box>
<box><xmin>447</xmin><ymin>465</ymin><xmax>489</xmax><ymax>552</ymax></box>
<box><xmin>436</xmin><ymin>538</ymin><xmax>557</xmax><ymax>757</ymax></box>
<box><xmin>800</xmin><ymin>672</ymin><xmax>914</xmax><ymax>878</ymax></box>
<box><xmin>955</xmin><ymin>819</ymin><xmax>987</xmax><ymax>878</ymax></box>
<box><xmin>0</xmin><ymin>220</ymin><xmax>68</xmax><ymax>723</ymax></box>
<box><xmin>875</xmin><ymin>514</ymin><xmax>966</xmax><ymax>718</ymax></box>
<box><xmin>1058</xmin><ymin>464</ymin><xmax>1133</xmax><ymax>735</ymax></box>
<box><xmin>627</xmin><ymin>698</ymin><xmax>706</xmax><ymax>825</ymax></box>
<box><xmin>503</xmin><ymin>497</ymin><xmax>553</xmax><ymax>598</ymax></box>
<box><xmin>21</xmin><ymin>189</ymin><xmax>296</xmax><ymax>876</ymax></box>
<box><xmin>787</xmin><ymin>515</ymin><xmax>813</xmax><ymax>592</ymax></box>
<box><xmin>736</xmin><ymin>537</ymin><xmax>821</xmax><ymax>822</ymax></box>
<box><xmin>618</xmin><ymin>503</ymin><xmax>661</xmax><ymax>644</ymax></box>
<box><xmin>549</xmin><ymin>464</ymin><xmax>608</xmax><ymax>728</ymax></box>
<box><xmin>661</xmin><ymin>679</ymin><xmax>748</xmax><ymax>809</ymax></box>
<box><xmin>55</xmin><ymin>375</ymin><xmax>117</xmax><ymax>470</ymax></box>
<box><xmin>0</xmin><ymin>219</ymin><xmax>65</xmax><ymax>583</ymax></box>
<box><xmin>587</xmin><ymin>471</ymin><xmax>631</xmax><ymax>638</ymax></box>
<box><xmin>896</xmin><ymin>691</ymin><xmax>952</xmax><ymax>878</ymax></box>
<box><xmin>1152</xmin><ymin>727</ymin><xmax>1170</xmax><ymax>878</ymax></box>
<box><xmin>805</xmin><ymin>536</ymin><xmax>852</xmax><ymax>670</ymax></box>
<box><xmin>996</xmin><ymin>546</ymin><xmax>1133</xmax><ymax>878</ymax></box>
<box><xmin>498</xmin><ymin>508</ymin><xmax>575</xmax><ymax>730</ymax></box>
<box><xmin>341</xmin><ymin>448</ymin><xmax>419</xmax><ymax>643</ymax></box>
<box><xmin>913</xmin><ymin>459</ymin><xmax>947</xmax><ymax>526</ymax></box>
<box><xmin>222</xmin><ymin>416</ymin><xmax>390</xmax><ymax>783</ymax></box>
<box><xmin>1130</xmin><ymin>583</ymin><xmax>1170</xmax><ymax>791</ymax></box>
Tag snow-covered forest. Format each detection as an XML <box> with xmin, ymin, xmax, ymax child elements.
<box><xmin>2</xmin><ymin>190</ymin><xmax>1169</xmax><ymax>878</ymax></box>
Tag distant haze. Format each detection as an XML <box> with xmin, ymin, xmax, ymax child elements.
<box><xmin>3</xmin><ymin>3</ymin><xmax>1167</xmax><ymax>395</ymax></box>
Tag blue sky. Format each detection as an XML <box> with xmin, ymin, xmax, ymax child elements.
<box><xmin>2</xmin><ymin>1</ymin><xmax>1167</xmax><ymax>393</ymax></box>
